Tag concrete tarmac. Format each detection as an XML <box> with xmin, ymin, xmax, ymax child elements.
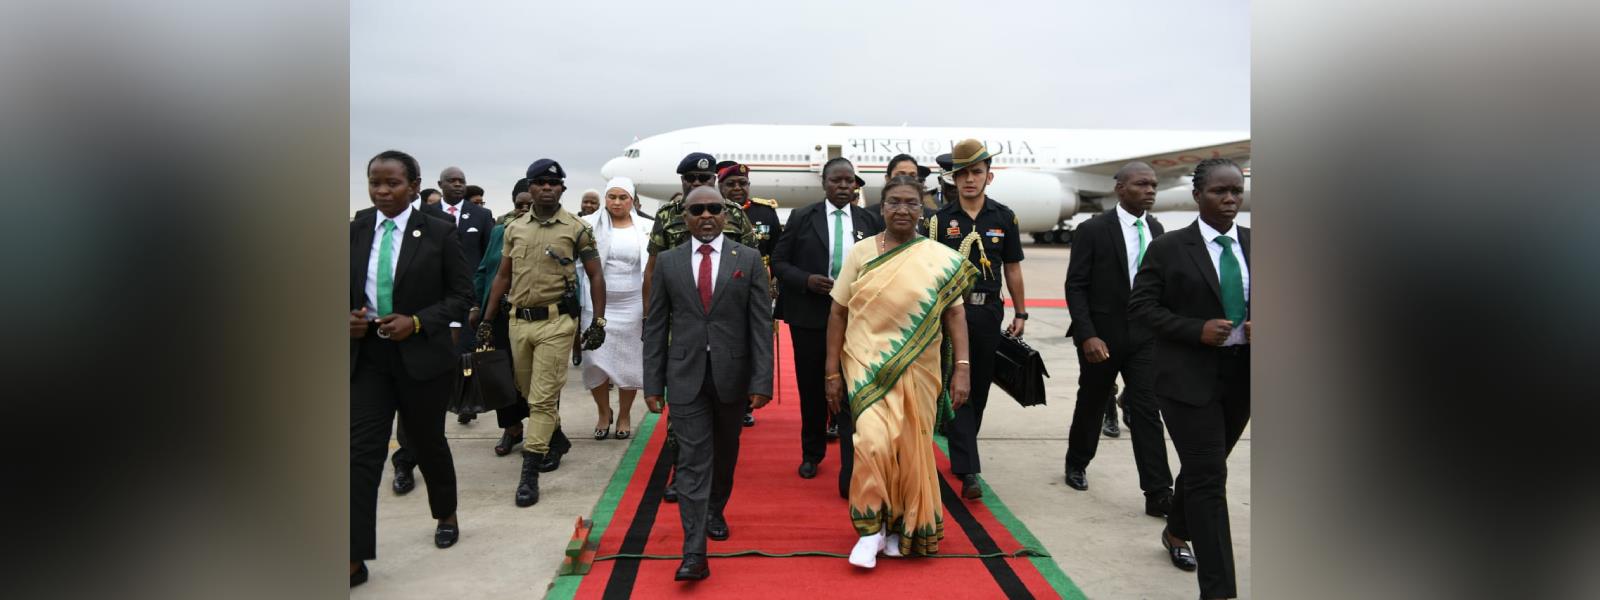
<box><xmin>355</xmin><ymin>242</ymin><xmax>1251</xmax><ymax>599</ymax></box>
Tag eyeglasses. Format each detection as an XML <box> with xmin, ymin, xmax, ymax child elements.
<box><xmin>682</xmin><ymin>173</ymin><xmax>716</xmax><ymax>184</ymax></box>
<box><xmin>686</xmin><ymin>203</ymin><xmax>724</xmax><ymax>216</ymax></box>
<box><xmin>530</xmin><ymin>178</ymin><xmax>563</xmax><ymax>187</ymax></box>
<box><xmin>883</xmin><ymin>200</ymin><xmax>923</xmax><ymax>212</ymax></box>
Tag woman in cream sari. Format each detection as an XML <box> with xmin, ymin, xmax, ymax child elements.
<box><xmin>825</xmin><ymin>176</ymin><xmax>977</xmax><ymax>568</ymax></box>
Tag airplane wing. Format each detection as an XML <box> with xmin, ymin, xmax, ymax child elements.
<box><xmin>1070</xmin><ymin>139</ymin><xmax>1251</xmax><ymax>179</ymax></box>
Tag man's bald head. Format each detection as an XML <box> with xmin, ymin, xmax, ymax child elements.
<box><xmin>1113</xmin><ymin>161</ymin><xmax>1154</xmax><ymax>183</ymax></box>
<box><xmin>438</xmin><ymin>166</ymin><xmax>467</xmax><ymax>202</ymax></box>
<box><xmin>686</xmin><ymin>186</ymin><xmax>723</xmax><ymax>205</ymax></box>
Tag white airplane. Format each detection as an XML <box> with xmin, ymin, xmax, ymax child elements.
<box><xmin>599</xmin><ymin>123</ymin><xmax>1249</xmax><ymax>243</ymax></box>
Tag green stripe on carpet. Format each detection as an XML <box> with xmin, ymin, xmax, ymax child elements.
<box><xmin>544</xmin><ymin>412</ymin><xmax>661</xmax><ymax>600</ymax></box>
<box><xmin>934</xmin><ymin>432</ymin><xmax>1087</xmax><ymax>600</ymax></box>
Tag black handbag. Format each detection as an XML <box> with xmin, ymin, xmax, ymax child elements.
<box><xmin>993</xmin><ymin>333</ymin><xmax>1050</xmax><ymax>407</ymax></box>
<box><xmin>448</xmin><ymin>327</ymin><xmax>520</xmax><ymax>415</ymax></box>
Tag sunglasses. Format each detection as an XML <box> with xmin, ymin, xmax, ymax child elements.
<box><xmin>686</xmin><ymin>203</ymin><xmax>724</xmax><ymax>216</ymax></box>
<box><xmin>682</xmin><ymin>173</ymin><xmax>716</xmax><ymax>184</ymax></box>
<box><xmin>530</xmin><ymin>178</ymin><xmax>563</xmax><ymax>187</ymax></box>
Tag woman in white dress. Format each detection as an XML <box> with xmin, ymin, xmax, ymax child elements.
<box><xmin>576</xmin><ymin>177</ymin><xmax>650</xmax><ymax>440</ymax></box>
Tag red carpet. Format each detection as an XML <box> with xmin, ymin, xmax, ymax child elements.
<box><xmin>548</xmin><ymin>323</ymin><xmax>1080</xmax><ymax>599</ymax></box>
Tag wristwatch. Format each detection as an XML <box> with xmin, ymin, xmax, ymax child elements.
<box><xmin>1015</xmin><ymin>312</ymin><xmax>1029</xmax><ymax>320</ymax></box>
<box><xmin>592</xmin><ymin>317</ymin><xmax>607</xmax><ymax>327</ymax></box>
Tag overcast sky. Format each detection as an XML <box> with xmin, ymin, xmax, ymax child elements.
<box><xmin>351</xmin><ymin>0</ymin><xmax>1250</xmax><ymax>216</ymax></box>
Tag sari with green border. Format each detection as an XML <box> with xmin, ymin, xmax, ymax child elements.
<box><xmin>841</xmin><ymin>236</ymin><xmax>977</xmax><ymax>554</ymax></box>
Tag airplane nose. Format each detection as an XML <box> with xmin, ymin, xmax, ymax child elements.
<box><xmin>600</xmin><ymin>156</ymin><xmax>623</xmax><ymax>180</ymax></box>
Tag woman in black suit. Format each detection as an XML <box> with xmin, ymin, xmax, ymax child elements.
<box><xmin>348</xmin><ymin>150</ymin><xmax>474</xmax><ymax>587</ymax></box>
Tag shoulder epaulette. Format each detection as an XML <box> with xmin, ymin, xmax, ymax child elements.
<box><xmin>747</xmin><ymin>197</ymin><xmax>779</xmax><ymax>209</ymax></box>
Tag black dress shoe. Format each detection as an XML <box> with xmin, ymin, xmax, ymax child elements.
<box><xmin>706</xmin><ymin>514</ymin><xmax>729</xmax><ymax>541</ymax></box>
<box><xmin>825</xmin><ymin>423</ymin><xmax>840</xmax><ymax>440</ymax></box>
<box><xmin>494</xmin><ymin>430</ymin><xmax>523</xmax><ymax>457</ymax></box>
<box><xmin>392</xmin><ymin>463</ymin><xmax>416</xmax><ymax>495</ymax></box>
<box><xmin>1145</xmin><ymin>493</ymin><xmax>1172</xmax><ymax>518</ymax></box>
<box><xmin>798</xmin><ymin>461</ymin><xmax>818</xmax><ymax>479</ymax></box>
<box><xmin>663</xmin><ymin>468</ymin><xmax>679</xmax><ymax>503</ymax></box>
<box><xmin>350</xmin><ymin>562</ymin><xmax>368</xmax><ymax>587</ymax></box>
<box><xmin>1162</xmin><ymin>527</ymin><xmax>1198</xmax><ymax>571</ymax></box>
<box><xmin>435</xmin><ymin>520</ymin><xmax>459</xmax><ymax>548</ymax></box>
<box><xmin>1065</xmin><ymin>466</ymin><xmax>1088</xmax><ymax>491</ymax></box>
<box><xmin>674</xmin><ymin>554</ymin><xmax>710</xmax><ymax>581</ymax></box>
<box><xmin>961</xmin><ymin>474</ymin><xmax>984</xmax><ymax>499</ymax></box>
<box><xmin>743</xmin><ymin>412</ymin><xmax>755</xmax><ymax>427</ymax></box>
<box><xmin>1101</xmin><ymin>412</ymin><xmax>1121</xmax><ymax>438</ymax></box>
<box><xmin>515</xmin><ymin>452</ymin><xmax>542</xmax><ymax>507</ymax></box>
<box><xmin>458</xmin><ymin>411</ymin><xmax>477</xmax><ymax>425</ymax></box>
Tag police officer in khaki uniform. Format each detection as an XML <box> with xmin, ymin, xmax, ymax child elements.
<box><xmin>483</xmin><ymin>158</ymin><xmax>608</xmax><ymax>507</ymax></box>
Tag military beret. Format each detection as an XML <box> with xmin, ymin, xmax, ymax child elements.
<box><xmin>716</xmin><ymin>161</ymin><xmax>749</xmax><ymax>180</ymax></box>
<box><xmin>677</xmin><ymin>152</ymin><xmax>717</xmax><ymax>174</ymax></box>
<box><xmin>526</xmin><ymin>159</ymin><xmax>566</xmax><ymax>179</ymax></box>
<box><xmin>935</xmin><ymin>153</ymin><xmax>954</xmax><ymax>173</ymax></box>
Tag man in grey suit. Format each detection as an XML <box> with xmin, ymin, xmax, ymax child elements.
<box><xmin>643</xmin><ymin>187</ymin><xmax>774</xmax><ymax>582</ymax></box>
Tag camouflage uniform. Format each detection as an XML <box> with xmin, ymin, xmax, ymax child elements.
<box><xmin>646</xmin><ymin>197</ymin><xmax>757</xmax><ymax>256</ymax></box>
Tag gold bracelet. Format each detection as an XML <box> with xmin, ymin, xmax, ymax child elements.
<box><xmin>956</xmin><ymin>360</ymin><xmax>970</xmax><ymax>365</ymax></box>
<box><xmin>825</xmin><ymin>372</ymin><xmax>841</xmax><ymax>381</ymax></box>
<box><xmin>412</xmin><ymin>316</ymin><xmax>421</xmax><ymax>334</ymax></box>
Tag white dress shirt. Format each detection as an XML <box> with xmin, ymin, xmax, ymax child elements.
<box><xmin>1196</xmin><ymin>218</ymin><xmax>1250</xmax><ymax>346</ymax></box>
<box><xmin>690</xmin><ymin>234</ymin><xmax>725</xmax><ymax>296</ymax></box>
<box><xmin>364</xmin><ymin>205</ymin><xmax>413</xmax><ymax>318</ymax></box>
<box><xmin>440</xmin><ymin>200</ymin><xmax>465</xmax><ymax>225</ymax></box>
<box><xmin>1116</xmin><ymin>204</ymin><xmax>1152</xmax><ymax>287</ymax></box>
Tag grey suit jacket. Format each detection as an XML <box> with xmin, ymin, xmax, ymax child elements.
<box><xmin>643</xmin><ymin>237</ymin><xmax>774</xmax><ymax>404</ymax></box>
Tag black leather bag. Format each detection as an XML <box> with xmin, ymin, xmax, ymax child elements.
<box><xmin>448</xmin><ymin>328</ymin><xmax>519</xmax><ymax>415</ymax></box>
<box><xmin>993</xmin><ymin>333</ymin><xmax>1050</xmax><ymax>407</ymax></box>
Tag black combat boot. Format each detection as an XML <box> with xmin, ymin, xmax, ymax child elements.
<box><xmin>516</xmin><ymin>451</ymin><xmax>543</xmax><ymax>507</ymax></box>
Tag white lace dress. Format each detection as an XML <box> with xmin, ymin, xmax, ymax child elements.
<box><xmin>581</xmin><ymin>224</ymin><xmax>644</xmax><ymax>390</ymax></box>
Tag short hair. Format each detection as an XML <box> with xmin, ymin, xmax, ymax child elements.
<box><xmin>822</xmin><ymin>157</ymin><xmax>854</xmax><ymax>179</ymax></box>
<box><xmin>880</xmin><ymin>175</ymin><xmax>924</xmax><ymax>201</ymax></box>
<box><xmin>419</xmin><ymin>188</ymin><xmax>440</xmax><ymax>201</ymax></box>
<box><xmin>1114</xmin><ymin>161</ymin><xmax>1155</xmax><ymax>183</ymax></box>
<box><xmin>464</xmin><ymin>185</ymin><xmax>484</xmax><ymax>199</ymax></box>
<box><xmin>369</xmin><ymin>150</ymin><xmax>421</xmax><ymax>182</ymax></box>
<box><xmin>582</xmin><ymin>188</ymin><xmax>600</xmax><ymax>198</ymax></box>
<box><xmin>1192</xmin><ymin>158</ymin><xmax>1243</xmax><ymax>189</ymax></box>
<box><xmin>886</xmin><ymin>153</ymin><xmax>918</xmax><ymax>175</ymax></box>
<box><xmin>511</xmin><ymin>178</ymin><xmax>530</xmax><ymax>199</ymax></box>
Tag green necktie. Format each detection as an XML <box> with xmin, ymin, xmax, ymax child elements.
<box><xmin>376</xmin><ymin>219</ymin><xmax>396</xmax><ymax>315</ymax></box>
<box><xmin>1215</xmin><ymin>235</ymin><xmax>1246</xmax><ymax>326</ymax></box>
<box><xmin>830</xmin><ymin>208</ymin><xmax>844</xmax><ymax>278</ymax></box>
<box><xmin>1134</xmin><ymin>219</ymin><xmax>1147</xmax><ymax>268</ymax></box>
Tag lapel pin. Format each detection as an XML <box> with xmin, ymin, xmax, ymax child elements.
<box><xmin>412</xmin><ymin>229</ymin><xmax>421</xmax><ymax>238</ymax></box>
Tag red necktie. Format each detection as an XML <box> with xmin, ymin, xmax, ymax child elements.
<box><xmin>447</xmin><ymin>205</ymin><xmax>458</xmax><ymax>222</ymax></box>
<box><xmin>697</xmin><ymin>243</ymin><xmax>714</xmax><ymax>312</ymax></box>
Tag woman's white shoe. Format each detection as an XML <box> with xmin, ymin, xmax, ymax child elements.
<box><xmin>849</xmin><ymin>532</ymin><xmax>886</xmax><ymax>568</ymax></box>
<box><xmin>883</xmin><ymin>534</ymin><xmax>903</xmax><ymax>558</ymax></box>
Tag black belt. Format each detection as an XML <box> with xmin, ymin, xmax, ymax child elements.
<box><xmin>964</xmin><ymin>291</ymin><xmax>997</xmax><ymax>306</ymax></box>
<box><xmin>514</xmin><ymin>302</ymin><xmax>575</xmax><ymax>322</ymax></box>
<box><xmin>1217</xmin><ymin>344</ymin><xmax>1251</xmax><ymax>356</ymax></box>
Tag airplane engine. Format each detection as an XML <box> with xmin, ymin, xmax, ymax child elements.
<box><xmin>1152</xmin><ymin>177</ymin><xmax>1251</xmax><ymax>212</ymax></box>
<box><xmin>981</xmin><ymin>170</ymin><xmax>1076</xmax><ymax>233</ymax></box>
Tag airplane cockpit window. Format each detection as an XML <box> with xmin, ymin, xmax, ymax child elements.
<box><xmin>624</xmin><ymin>149</ymin><xmax>640</xmax><ymax>158</ymax></box>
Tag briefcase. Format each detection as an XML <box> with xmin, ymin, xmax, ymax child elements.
<box><xmin>448</xmin><ymin>339</ymin><xmax>520</xmax><ymax>416</ymax></box>
<box><xmin>993</xmin><ymin>333</ymin><xmax>1050</xmax><ymax>407</ymax></box>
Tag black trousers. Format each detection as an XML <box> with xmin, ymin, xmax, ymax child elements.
<box><xmin>671</xmin><ymin>362</ymin><xmax>748</xmax><ymax>555</ymax></box>
<box><xmin>948</xmin><ymin>305</ymin><xmax>1001</xmax><ymax>475</ymax></box>
<box><xmin>1065</xmin><ymin>339</ymin><xmax>1173</xmax><ymax>498</ymax></box>
<box><xmin>792</xmin><ymin>325</ymin><xmax>853</xmax><ymax>486</ymax></box>
<box><xmin>1164</xmin><ymin>348</ymin><xmax>1250</xmax><ymax>599</ymax></box>
<box><xmin>351</xmin><ymin>335</ymin><xmax>457</xmax><ymax>561</ymax></box>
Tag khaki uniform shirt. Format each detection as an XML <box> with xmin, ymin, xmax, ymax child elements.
<box><xmin>501</xmin><ymin>207</ymin><xmax>598</xmax><ymax>307</ymax></box>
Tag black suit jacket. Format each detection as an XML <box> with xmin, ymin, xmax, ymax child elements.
<box><xmin>350</xmin><ymin>209</ymin><xmax>474</xmax><ymax>381</ymax></box>
<box><xmin>771</xmin><ymin>200</ymin><xmax>883</xmax><ymax>328</ymax></box>
<box><xmin>1128</xmin><ymin>221</ymin><xmax>1251</xmax><ymax>406</ymax></box>
<box><xmin>1065</xmin><ymin>209</ymin><xmax>1165</xmax><ymax>349</ymax></box>
<box><xmin>423</xmin><ymin>201</ymin><xmax>494</xmax><ymax>278</ymax></box>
